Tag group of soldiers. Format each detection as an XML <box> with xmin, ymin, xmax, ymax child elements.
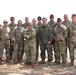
<box><xmin>0</xmin><ymin>14</ymin><xmax>76</xmax><ymax>68</ymax></box>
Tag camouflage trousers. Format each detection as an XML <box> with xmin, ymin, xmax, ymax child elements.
<box><xmin>36</xmin><ymin>42</ymin><xmax>41</xmax><ymax>60</ymax></box>
<box><xmin>69</xmin><ymin>41</ymin><xmax>76</xmax><ymax>60</ymax></box>
<box><xmin>0</xmin><ymin>42</ymin><xmax>3</xmax><ymax>58</ymax></box>
<box><xmin>1</xmin><ymin>40</ymin><xmax>10</xmax><ymax>60</ymax></box>
<box><xmin>40</xmin><ymin>44</ymin><xmax>53</xmax><ymax>62</ymax></box>
<box><xmin>55</xmin><ymin>41</ymin><xmax>66</xmax><ymax>63</ymax></box>
<box><xmin>24</xmin><ymin>41</ymin><xmax>36</xmax><ymax>63</ymax></box>
<box><xmin>65</xmin><ymin>37</ymin><xmax>70</xmax><ymax>57</ymax></box>
<box><xmin>12</xmin><ymin>42</ymin><xmax>23</xmax><ymax>62</ymax></box>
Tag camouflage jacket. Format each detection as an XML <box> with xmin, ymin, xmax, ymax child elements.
<box><xmin>54</xmin><ymin>24</ymin><xmax>67</xmax><ymax>42</ymax></box>
<box><xmin>22</xmin><ymin>23</ymin><xmax>28</xmax><ymax>29</ymax></box>
<box><xmin>47</xmin><ymin>21</ymin><xmax>57</xmax><ymax>29</ymax></box>
<box><xmin>8</xmin><ymin>23</ymin><xmax>16</xmax><ymax>32</ymax></box>
<box><xmin>0</xmin><ymin>26</ymin><xmax>11</xmax><ymax>40</ymax></box>
<box><xmin>36</xmin><ymin>22</ymin><xmax>42</xmax><ymax>43</ymax></box>
<box><xmin>69</xmin><ymin>22</ymin><xmax>76</xmax><ymax>42</ymax></box>
<box><xmin>62</xmin><ymin>20</ymin><xmax>71</xmax><ymax>38</ymax></box>
<box><xmin>39</xmin><ymin>25</ymin><xmax>54</xmax><ymax>44</ymax></box>
<box><xmin>12</xmin><ymin>26</ymin><xmax>25</xmax><ymax>42</ymax></box>
<box><xmin>24</xmin><ymin>28</ymin><xmax>36</xmax><ymax>43</ymax></box>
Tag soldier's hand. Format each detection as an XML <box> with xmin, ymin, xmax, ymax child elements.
<box><xmin>39</xmin><ymin>41</ymin><xmax>42</xmax><ymax>44</ymax></box>
<box><xmin>55</xmin><ymin>38</ymin><xmax>60</xmax><ymax>42</ymax></box>
<box><xmin>48</xmin><ymin>41</ymin><xmax>51</xmax><ymax>44</ymax></box>
<box><xmin>13</xmin><ymin>40</ymin><xmax>16</xmax><ymax>44</ymax></box>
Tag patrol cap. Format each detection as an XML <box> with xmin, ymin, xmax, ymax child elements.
<box><xmin>37</xmin><ymin>16</ymin><xmax>42</xmax><ymax>20</ymax></box>
<box><xmin>10</xmin><ymin>16</ymin><xmax>15</xmax><ymax>20</ymax></box>
<box><xmin>50</xmin><ymin>14</ymin><xmax>54</xmax><ymax>18</ymax></box>
<box><xmin>57</xmin><ymin>18</ymin><xmax>62</xmax><ymax>22</ymax></box>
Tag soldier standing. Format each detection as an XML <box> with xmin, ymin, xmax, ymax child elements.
<box><xmin>39</xmin><ymin>18</ymin><xmax>53</xmax><ymax>65</ymax></box>
<box><xmin>47</xmin><ymin>14</ymin><xmax>57</xmax><ymax>63</ymax></box>
<box><xmin>54</xmin><ymin>18</ymin><xmax>67</xmax><ymax>67</ymax></box>
<box><xmin>62</xmin><ymin>14</ymin><xmax>71</xmax><ymax>58</ymax></box>
<box><xmin>24</xmin><ymin>22</ymin><xmax>36</xmax><ymax>68</ymax></box>
<box><xmin>36</xmin><ymin>16</ymin><xmax>42</xmax><ymax>61</ymax></box>
<box><xmin>0</xmin><ymin>20</ymin><xmax>11</xmax><ymax>62</ymax></box>
<box><xmin>12</xmin><ymin>20</ymin><xmax>25</xmax><ymax>63</ymax></box>
<box><xmin>68</xmin><ymin>14</ymin><xmax>76</xmax><ymax>66</ymax></box>
<box><xmin>8</xmin><ymin>17</ymin><xmax>16</xmax><ymax>60</ymax></box>
<box><xmin>22</xmin><ymin>17</ymin><xmax>29</xmax><ymax>58</ymax></box>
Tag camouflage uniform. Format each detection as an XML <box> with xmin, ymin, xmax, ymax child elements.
<box><xmin>47</xmin><ymin>21</ymin><xmax>57</xmax><ymax>62</ymax></box>
<box><xmin>62</xmin><ymin>21</ymin><xmax>71</xmax><ymax>57</ymax></box>
<box><xmin>22</xmin><ymin>23</ymin><xmax>28</xmax><ymax>29</ymax></box>
<box><xmin>69</xmin><ymin>22</ymin><xmax>76</xmax><ymax>66</ymax></box>
<box><xmin>24</xmin><ymin>28</ymin><xmax>36</xmax><ymax>63</ymax></box>
<box><xmin>36</xmin><ymin>22</ymin><xmax>42</xmax><ymax>60</ymax></box>
<box><xmin>22</xmin><ymin>23</ymin><xmax>28</xmax><ymax>58</ymax></box>
<box><xmin>12</xmin><ymin>26</ymin><xmax>25</xmax><ymax>62</ymax></box>
<box><xmin>54</xmin><ymin>24</ymin><xmax>67</xmax><ymax>65</ymax></box>
<box><xmin>0</xmin><ymin>26</ymin><xmax>11</xmax><ymax>61</ymax></box>
<box><xmin>8</xmin><ymin>23</ymin><xmax>16</xmax><ymax>60</ymax></box>
<box><xmin>39</xmin><ymin>25</ymin><xmax>53</xmax><ymax>62</ymax></box>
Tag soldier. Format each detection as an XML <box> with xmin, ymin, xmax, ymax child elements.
<box><xmin>24</xmin><ymin>22</ymin><xmax>36</xmax><ymax>68</ymax></box>
<box><xmin>47</xmin><ymin>14</ymin><xmax>57</xmax><ymax>63</ymax></box>
<box><xmin>12</xmin><ymin>20</ymin><xmax>25</xmax><ymax>63</ymax></box>
<box><xmin>22</xmin><ymin>17</ymin><xmax>29</xmax><ymax>29</ymax></box>
<box><xmin>8</xmin><ymin>17</ymin><xmax>16</xmax><ymax>60</ymax></box>
<box><xmin>32</xmin><ymin>18</ymin><xmax>37</xmax><ymax>29</ymax></box>
<box><xmin>62</xmin><ymin>14</ymin><xmax>71</xmax><ymax>58</ymax></box>
<box><xmin>39</xmin><ymin>18</ymin><xmax>53</xmax><ymax>65</ymax></box>
<box><xmin>68</xmin><ymin>14</ymin><xmax>76</xmax><ymax>66</ymax></box>
<box><xmin>54</xmin><ymin>18</ymin><xmax>67</xmax><ymax>67</ymax></box>
<box><xmin>36</xmin><ymin>16</ymin><xmax>42</xmax><ymax>61</ymax></box>
<box><xmin>0</xmin><ymin>20</ymin><xmax>11</xmax><ymax>62</ymax></box>
<box><xmin>22</xmin><ymin>17</ymin><xmax>29</xmax><ymax>58</ymax></box>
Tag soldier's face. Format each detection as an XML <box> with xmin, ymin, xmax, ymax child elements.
<box><xmin>11</xmin><ymin>19</ymin><xmax>14</xmax><ymax>23</ymax></box>
<box><xmin>25</xmin><ymin>18</ymin><xmax>29</xmax><ymax>22</ymax></box>
<box><xmin>28</xmin><ymin>25</ymin><xmax>33</xmax><ymax>29</ymax></box>
<box><xmin>64</xmin><ymin>16</ymin><xmax>68</xmax><ymax>21</ymax></box>
<box><xmin>4</xmin><ymin>22</ymin><xmax>8</xmax><ymax>26</ymax></box>
<box><xmin>50</xmin><ymin>17</ymin><xmax>54</xmax><ymax>21</ymax></box>
<box><xmin>72</xmin><ymin>16</ymin><xmax>76</xmax><ymax>22</ymax></box>
<box><xmin>18</xmin><ymin>22</ymin><xmax>22</xmax><ymax>27</ymax></box>
<box><xmin>43</xmin><ymin>20</ymin><xmax>47</xmax><ymax>25</ymax></box>
<box><xmin>38</xmin><ymin>19</ymin><xmax>41</xmax><ymax>23</ymax></box>
<box><xmin>57</xmin><ymin>21</ymin><xmax>62</xmax><ymax>26</ymax></box>
<box><xmin>32</xmin><ymin>20</ymin><xmax>36</xmax><ymax>24</ymax></box>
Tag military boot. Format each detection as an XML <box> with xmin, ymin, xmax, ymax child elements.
<box><xmin>62</xmin><ymin>62</ymin><xmax>67</xmax><ymax>67</ymax></box>
<box><xmin>68</xmin><ymin>60</ymin><xmax>74</xmax><ymax>67</ymax></box>
<box><xmin>31</xmin><ymin>62</ymin><xmax>36</xmax><ymax>68</ymax></box>
<box><xmin>38</xmin><ymin>59</ymin><xmax>45</xmax><ymax>64</ymax></box>
<box><xmin>0</xmin><ymin>58</ymin><xmax>2</xmax><ymax>64</ymax></box>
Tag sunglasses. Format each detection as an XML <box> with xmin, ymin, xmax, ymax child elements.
<box><xmin>4</xmin><ymin>22</ymin><xmax>8</xmax><ymax>23</ymax></box>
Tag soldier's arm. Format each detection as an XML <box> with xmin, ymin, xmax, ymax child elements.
<box><xmin>26</xmin><ymin>29</ymin><xmax>36</xmax><ymax>40</ymax></box>
<box><xmin>11</xmin><ymin>29</ymin><xmax>16</xmax><ymax>41</ymax></box>
<box><xmin>48</xmin><ymin>28</ymin><xmax>54</xmax><ymax>42</ymax></box>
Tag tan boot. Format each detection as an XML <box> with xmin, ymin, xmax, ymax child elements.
<box><xmin>62</xmin><ymin>62</ymin><xmax>67</xmax><ymax>67</ymax></box>
<box><xmin>68</xmin><ymin>60</ymin><xmax>74</xmax><ymax>67</ymax></box>
<box><xmin>38</xmin><ymin>60</ymin><xmax>45</xmax><ymax>64</ymax></box>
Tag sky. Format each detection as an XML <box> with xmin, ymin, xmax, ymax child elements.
<box><xmin>0</xmin><ymin>0</ymin><xmax>76</xmax><ymax>24</ymax></box>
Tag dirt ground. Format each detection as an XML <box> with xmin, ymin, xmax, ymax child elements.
<box><xmin>0</xmin><ymin>50</ymin><xmax>76</xmax><ymax>75</ymax></box>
